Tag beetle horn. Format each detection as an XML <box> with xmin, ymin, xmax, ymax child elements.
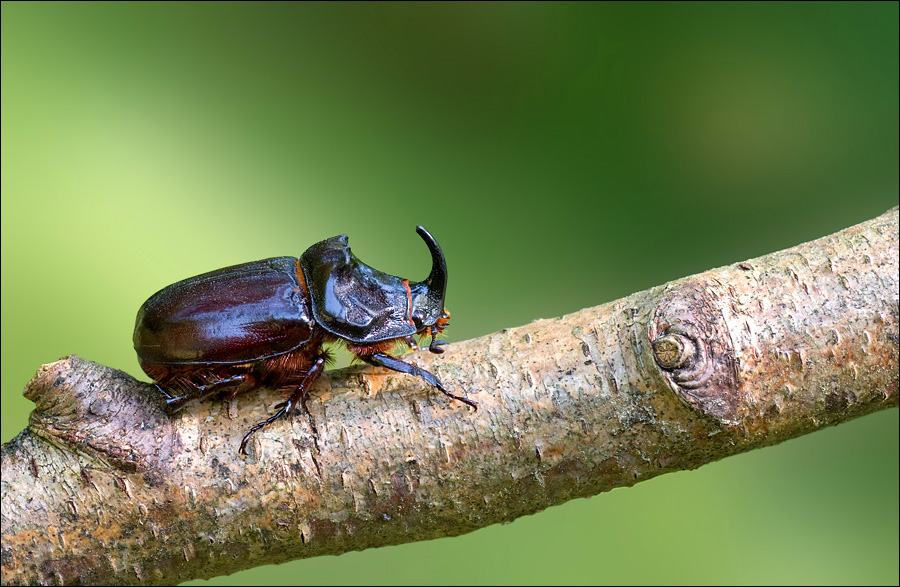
<box><xmin>418</xmin><ymin>225</ymin><xmax>447</xmax><ymax>297</ymax></box>
<box><xmin>410</xmin><ymin>225</ymin><xmax>448</xmax><ymax>327</ymax></box>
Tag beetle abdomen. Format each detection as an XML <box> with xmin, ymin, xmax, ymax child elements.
<box><xmin>134</xmin><ymin>257</ymin><xmax>314</xmax><ymax>364</ymax></box>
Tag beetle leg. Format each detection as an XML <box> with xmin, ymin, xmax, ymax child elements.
<box><xmin>428</xmin><ymin>339</ymin><xmax>447</xmax><ymax>354</ymax></box>
<box><xmin>362</xmin><ymin>352</ymin><xmax>477</xmax><ymax>410</ymax></box>
<box><xmin>239</xmin><ymin>357</ymin><xmax>326</xmax><ymax>455</ymax></box>
<box><xmin>164</xmin><ymin>394</ymin><xmax>190</xmax><ymax>410</ymax></box>
<box><xmin>157</xmin><ymin>385</ymin><xmax>202</xmax><ymax>413</ymax></box>
<box><xmin>163</xmin><ymin>374</ymin><xmax>255</xmax><ymax>412</ymax></box>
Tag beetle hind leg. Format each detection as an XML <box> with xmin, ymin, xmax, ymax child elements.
<box><xmin>159</xmin><ymin>372</ymin><xmax>259</xmax><ymax>412</ymax></box>
<box><xmin>361</xmin><ymin>352</ymin><xmax>477</xmax><ymax>410</ymax></box>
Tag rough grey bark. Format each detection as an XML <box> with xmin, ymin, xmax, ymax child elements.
<box><xmin>2</xmin><ymin>207</ymin><xmax>898</xmax><ymax>586</ymax></box>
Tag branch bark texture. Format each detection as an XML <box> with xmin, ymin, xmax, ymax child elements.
<box><xmin>2</xmin><ymin>208</ymin><xmax>898</xmax><ymax>585</ymax></box>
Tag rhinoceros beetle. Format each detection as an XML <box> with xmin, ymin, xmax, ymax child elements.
<box><xmin>133</xmin><ymin>226</ymin><xmax>475</xmax><ymax>454</ymax></box>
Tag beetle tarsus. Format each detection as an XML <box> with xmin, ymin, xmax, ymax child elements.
<box><xmin>363</xmin><ymin>352</ymin><xmax>477</xmax><ymax>410</ymax></box>
<box><xmin>162</xmin><ymin>374</ymin><xmax>253</xmax><ymax>413</ymax></box>
<box><xmin>165</xmin><ymin>395</ymin><xmax>189</xmax><ymax>410</ymax></box>
<box><xmin>240</xmin><ymin>401</ymin><xmax>294</xmax><ymax>455</ymax></box>
<box><xmin>239</xmin><ymin>357</ymin><xmax>326</xmax><ymax>455</ymax></box>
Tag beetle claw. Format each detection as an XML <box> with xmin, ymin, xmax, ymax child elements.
<box><xmin>429</xmin><ymin>339</ymin><xmax>447</xmax><ymax>354</ymax></box>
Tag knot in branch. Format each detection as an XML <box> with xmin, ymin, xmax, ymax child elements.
<box><xmin>649</xmin><ymin>284</ymin><xmax>741</xmax><ymax>423</ymax></box>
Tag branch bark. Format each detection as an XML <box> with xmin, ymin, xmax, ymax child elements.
<box><xmin>2</xmin><ymin>207</ymin><xmax>898</xmax><ymax>586</ymax></box>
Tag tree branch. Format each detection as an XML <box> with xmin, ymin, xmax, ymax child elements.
<box><xmin>2</xmin><ymin>207</ymin><xmax>897</xmax><ymax>586</ymax></box>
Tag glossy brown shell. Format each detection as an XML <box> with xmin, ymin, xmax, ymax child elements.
<box><xmin>133</xmin><ymin>257</ymin><xmax>314</xmax><ymax>365</ymax></box>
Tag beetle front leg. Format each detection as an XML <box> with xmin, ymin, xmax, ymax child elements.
<box><xmin>362</xmin><ymin>352</ymin><xmax>477</xmax><ymax>410</ymax></box>
<box><xmin>239</xmin><ymin>357</ymin><xmax>326</xmax><ymax>455</ymax></box>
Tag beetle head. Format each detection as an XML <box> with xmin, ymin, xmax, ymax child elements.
<box><xmin>300</xmin><ymin>226</ymin><xmax>449</xmax><ymax>344</ymax></box>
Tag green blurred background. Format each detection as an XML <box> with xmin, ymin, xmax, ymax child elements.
<box><xmin>2</xmin><ymin>2</ymin><xmax>897</xmax><ymax>585</ymax></box>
